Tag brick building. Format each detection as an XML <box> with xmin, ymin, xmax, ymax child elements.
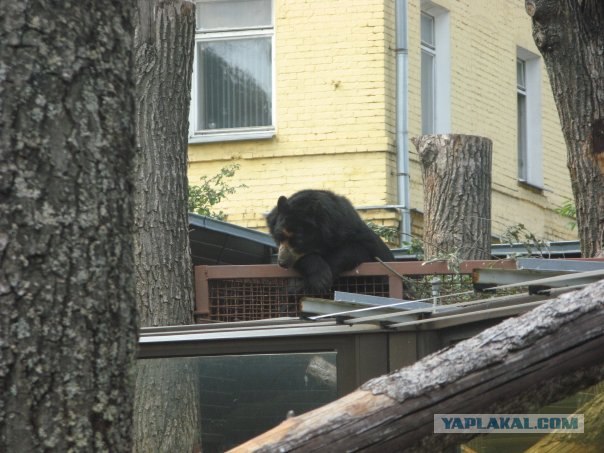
<box><xmin>187</xmin><ymin>0</ymin><xmax>575</xmax><ymax>245</ymax></box>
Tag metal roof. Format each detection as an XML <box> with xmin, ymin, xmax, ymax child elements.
<box><xmin>391</xmin><ymin>240</ymin><xmax>582</xmax><ymax>261</ymax></box>
<box><xmin>187</xmin><ymin>213</ymin><xmax>580</xmax><ymax>265</ymax></box>
<box><xmin>188</xmin><ymin>213</ymin><xmax>276</xmax><ymax>265</ymax></box>
<box><xmin>139</xmin><ymin>317</ymin><xmax>378</xmax><ymax>343</ymax></box>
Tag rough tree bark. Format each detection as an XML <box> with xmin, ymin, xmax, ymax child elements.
<box><xmin>231</xmin><ymin>280</ymin><xmax>604</xmax><ymax>452</ymax></box>
<box><xmin>132</xmin><ymin>1</ymin><xmax>200</xmax><ymax>451</ymax></box>
<box><xmin>526</xmin><ymin>0</ymin><xmax>604</xmax><ymax>257</ymax></box>
<box><xmin>0</xmin><ymin>1</ymin><xmax>137</xmax><ymax>451</ymax></box>
<box><xmin>413</xmin><ymin>134</ymin><xmax>493</xmax><ymax>260</ymax></box>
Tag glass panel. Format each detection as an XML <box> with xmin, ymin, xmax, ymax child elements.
<box><xmin>196</xmin><ymin>0</ymin><xmax>272</xmax><ymax>30</ymax></box>
<box><xmin>517</xmin><ymin>58</ymin><xmax>526</xmax><ymax>90</ymax></box>
<box><xmin>137</xmin><ymin>351</ymin><xmax>338</xmax><ymax>453</ymax></box>
<box><xmin>197</xmin><ymin>352</ymin><xmax>337</xmax><ymax>452</ymax></box>
<box><xmin>421</xmin><ymin>49</ymin><xmax>435</xmax><ymax>134</ymax></box>
<box><xmin>421</xmin><ymin>12</ymin><xmax>435</xmax><ymax>48</ymax></box>
<box><xmin>197</xmin><ymin>37</ymin><xmax>272</xmax><ymax>130</ymax></box>
<box><xmin>137</xmin><ymin>352</ymin><xmax>337</xmax><ymax>452</ymax></box>
<box><xmin>518</xmin><ymin>93</ymin><xmax>527</xmax><ymax>180</ymax></box>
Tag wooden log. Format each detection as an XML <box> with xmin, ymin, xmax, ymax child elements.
<box><xmin>413</xmin><ymin>134</ymin><xmax>492</xmax><ymax>260</ymax></box>
<box><xmin>229</xmin><ymin>279</ymin><xmax>604</xmax><ymax>452</ymax></box>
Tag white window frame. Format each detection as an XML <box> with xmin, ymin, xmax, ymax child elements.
<box><xmin>420</xmin><ymin>3</ymin><xmax>450</xmax><ymax>134</ymax></box>
<box><xmin>517</xmin><ymin>48</ymin><xmax>543</xmax><ymax>188</ymax></box>
<box><xmin>189</xmin><ymin>0</ymin><xmax>276</xmax><ymax>144</ymax></box>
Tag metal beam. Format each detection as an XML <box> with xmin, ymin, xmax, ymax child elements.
<box><xmin>473</xmin><ymin>268</ymin><xmax>567</xmax><ymax>289</ymax></box>
<box><xmin>490</xmin><ymin>240</ymin><xmax>580</xmax><ymax>257</ymax></box>
<box><xmin>139</xmin><ymin>322</ymin><xmax>380</xmax><ymax>344</ymax></box>
<box><xmin>388</xmin><ymin>300</ymin><xmax>546</xmax><ymax>329</ymax></box>
<box><xmin>485</xmin><ymin>269</ymin><xmax>604</xmax><ymax>291</ymax></box>
<box><xmin>301</xmin><ymin>297</ymin><xmax>419</xmax><ymax>324</ymax></box>
<box><xmin>516</xmin><ymin>257</ymin><xmax>604</xmax><ymax>272</ymax></box>
<box><xmin>333</xmin><ymin>291</ymin><xmax>433</xmax><ymax>310</ymax></box>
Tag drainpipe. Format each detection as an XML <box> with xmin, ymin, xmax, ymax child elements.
<box><xmin>395</xmin><ymin>0</ymin><xmax>411</xmax><ymax>246</ymax></box>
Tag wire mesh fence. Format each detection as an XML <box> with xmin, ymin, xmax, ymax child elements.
<box><xmin>194</xmin><ymin>261</ymin><xmax>520</xmax><ymax>322</ymax></box>
<box><xmin>207</xmin><ymin>275</ymin><xmax>390</xmax><ymax>322</ymax></box>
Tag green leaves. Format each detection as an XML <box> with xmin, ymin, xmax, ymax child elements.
<box><xmin>555</xmin><ymin>199</ymin><xmax>577</xmax><ymax>230</ymax></box>
<box><xmin>188</xmin><ymin>164</ymin><xmax>246</xmax><ymax>220</ymax></box>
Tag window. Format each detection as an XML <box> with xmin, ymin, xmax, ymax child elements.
<box><xmin>190</xmin><ymin>0</ymin><xmax>274</xmax><ymax>143</ymax></box>
<box><xmin>517</xmin><ymin>49</ymin><xmax>543</xmax><ymax>188</ymax></box>
<box><xmin>421</xmin><ymin>12</ymin><xmax>436</xmax><ymax>134</ymax></box>
<box><xmin>517</xmin><ymin>59</ymin><xmax>528</xmax><ymax>180</ymax></box>
<box><xmin>420</xmin><ymin>5</ymin><xmax>450</xmax><ymax>134</ymax></box>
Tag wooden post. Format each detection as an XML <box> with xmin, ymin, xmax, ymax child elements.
<box><xmin>413</xmin><ymin>134</ymin><xmax>492</xmax><ymax>260</ymax></box>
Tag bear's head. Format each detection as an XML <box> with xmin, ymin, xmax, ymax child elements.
<box><xmin>266</xmin><ymin>195</ymin><xmax>322</xmax><ymax>269</ymax></box>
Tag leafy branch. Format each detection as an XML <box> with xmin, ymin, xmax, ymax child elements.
<box><xmin>555</xmin><ymin>199</ymin><xmax>577</xmax><ymax>230</ymax></box>
<box><xmin>366</xmin><ymin>222</ymin><xmax>399</xmax><ymax>244</ymax></box>
<box><xmin>188</xmin><ymin>164</ymin><xmax>246</xmax><ymax>221</ymax></box>
<box><xmin>501</xmin><ymin>223</ymin><xmax>550</xmax><ymax>257</ymax></box>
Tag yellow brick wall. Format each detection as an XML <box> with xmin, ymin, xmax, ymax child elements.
<box><xmin>188</xmin><ymin>152</ymin><xmax>395</xmax><ymax>230</ymax></box>
<box><xmin>189</xmin><ymin>0</ymin><xmax>397</xmax><ymax>231</ymax></box>
<box><xmin>407</xmin><ymin>0</ymin><xmax>575</xmax><ymax>242</ymax></box>
<box><xmin>188</xmin><ymin>0</ymin><xmax>577</xmax><ymax>244</ymax></box>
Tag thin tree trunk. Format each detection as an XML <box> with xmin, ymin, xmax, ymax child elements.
<box><xmin>231</xmin><ymin>280</ymin><xmax>604</xmax><ymax>452</ymax></box>
<box><xmin>526</xmin><ymin>0</ymin><xmax>604</xmax><ymax>257</ymax></box>
<box><xmin>132</xmin><ymin>1</ymin><xmax>200</xmax><ymax>451</ymax></box>
<box><xmin>414</xmin><ymin>134</ymin><xmax>493</xmax><ymax>260</ymax></box>
<box><xmin>0</xmin><ymin>1</ymin><xmax>137</xmax><ymax>451</ymax></box>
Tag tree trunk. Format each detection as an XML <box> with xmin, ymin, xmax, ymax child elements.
<box><xmin>0</xmin><ymin>2</ymin><xmax>137</xmax><ymax>451</ymax></box>
<box><xmin>414</xmin><ymin>134</ymin><xmax>493</xmax><ymax>260</ymax></box>
<box><xmin>231</xmin><ymin>280</ymin><xmax>604</xmax><ymax>452</ymax></box>
<box><xmin>526</xmin><ymin>0</ymin><xmax>604</xmax><ymax>257</ymax></box>
<box><xmin>132</xmin><ymin>1</ymin><xmax>200</xmax><ymax>451</ymax></box>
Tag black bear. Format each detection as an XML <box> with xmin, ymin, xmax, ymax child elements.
<box><xmin>266</xmin><ymin>189</ymin><xmax>394</xmax><ymax>293</ymax></box>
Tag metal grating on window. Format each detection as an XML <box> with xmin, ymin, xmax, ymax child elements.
<box><xmin>206</xmin><ymin>275</ymin><xmax>390</xmax><ymax>322</ymax></box>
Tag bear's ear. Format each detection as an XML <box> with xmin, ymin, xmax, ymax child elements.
<box><xmin>277</xmin><ymin>195</ymin><xmax>289</xmax><ymax>213</ymax></box>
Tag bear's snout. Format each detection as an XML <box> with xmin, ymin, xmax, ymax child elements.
<box><xmin>278</xmin><ymin>243</ymin><xmax>301</xmax><ymax>268</ymax></box>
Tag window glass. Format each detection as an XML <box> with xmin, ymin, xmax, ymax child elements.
<box><xmin>421</xmin><ymin>12</ymin><xmax>436</xmax><ymax>134</ymax></box>
<box><xmin>421</xmin><ymin>13</ymin><xmax>435</xmax><ymax>48</ymax></box>
<box><xmin>191</xmin><ymin>0</ymin><xmax>274</xmax><ymax>139</ymax></box>
<box><xmin>517</xmin><ymin>92</ymin><xmax>527</xmax><ymax>180</ymax></box>
<box><xmin>196</xmin><ymin>0</ymin><xmax>272</xmax><ymax>30</ymax></box>
<box><xmin>516</xmin><ymin>51</ymin><xmax>543</xmax><ymax>188</ymax></box>
<box><xmin>421</xmin><ymin>50</ymin><xmax>435</xmax><ymax>134</ymax></box>
<box><xmin>137</xmin><ymin>352</ymin><xmax>337</xmax><ymax>452</ymax></box>
<box><xmin>197</xmin><ymin>38</ymin><xmax>272</xmax><ymax>130</ymax></box>
<box><xmin>198</xmin><ymin>352</ymin><xmax>337</xmax><ymax>451</ymax></box>
<box><xmin>517</xmin><ymin>59</ymin><xmax>526</xmax><ymax>90</ymax></box>
<box><xmin>517</xmin><ymin>58</ymin><xmax>528</xmax><ymax>181</ymax></box>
